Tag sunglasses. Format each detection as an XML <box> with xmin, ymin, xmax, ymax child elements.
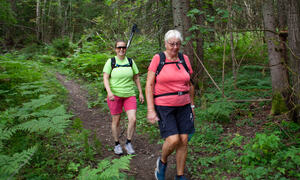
<box><xmin>116</xmin><ymin>46</ymin><xmax>127</xmax><ymax>49</ymax></box>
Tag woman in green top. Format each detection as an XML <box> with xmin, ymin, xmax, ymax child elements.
<box><xmin>103</xmin><ymin>40</ymin><xmax>144</xmax><ymax>155</ymax></box>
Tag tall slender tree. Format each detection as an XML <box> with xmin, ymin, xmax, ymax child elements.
<box><xmin>288</xmin><ymin>0</ymin><xmax>300</xmax><ymax>123</ymax></box>
<box><xmin>36</xmin><ymin>0</ymin><xmax>42</xmax><ymax>41</ymax></box>
<box><xmin>172</xmin><ymin>0</ymin><xmax>197</xmax><ymax>87</ymax></box>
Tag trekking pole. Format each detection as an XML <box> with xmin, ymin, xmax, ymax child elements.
<box><xmin>126</xmin><ymin>24</ymin><xmax>138</xmax><ymax>49</ymax></box>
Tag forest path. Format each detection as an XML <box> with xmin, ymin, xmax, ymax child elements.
<box><xmin>56</xmin><ymin>73</ymin><xmax>184</xmax><ymax>180</ymax></box>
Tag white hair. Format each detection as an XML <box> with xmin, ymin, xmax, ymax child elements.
<box><xmin>164</xmin><ymin>29</ymin><xmax>183</xmax><ymax>42</ymax></box>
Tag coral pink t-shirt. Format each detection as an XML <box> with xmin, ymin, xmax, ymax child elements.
<box><xmin>148</xmin><ymin>53</ymin><xmax>193</xmax><ymax>106</ymax></box>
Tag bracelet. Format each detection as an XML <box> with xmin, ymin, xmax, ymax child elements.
<box><xmin>191</xmin><ymin>104</ymin><xmax>195</xmax><ymax>109</ymax></box>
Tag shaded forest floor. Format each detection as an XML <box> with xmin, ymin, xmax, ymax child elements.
<box><xmin>56</xmin><ymin>73</ymin><xmax>191</xmax><ymax>180</ymax></box>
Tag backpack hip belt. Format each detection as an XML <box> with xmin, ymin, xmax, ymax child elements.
<box><xmin>154</xmin><ymin>91</ymin><xmax>189</xmax><ymax>98</ymax></box>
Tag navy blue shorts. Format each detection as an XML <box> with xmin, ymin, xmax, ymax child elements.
<box><xmin>155</xmin><ymin>104</ymin><xmax>195</xmax><ymax>138</ymax></box>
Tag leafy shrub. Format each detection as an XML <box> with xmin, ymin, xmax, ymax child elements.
<box><xmin>48</xmin><ymin>37</ymin><xmax>74</xmax><ymax>58</ymax></box>
<box><xmin>17</xmin><ymin>43</ymin><xmax>43</xmax><ymax>60</ymax></box>
<box><xmin>63</xmin><ymin>52</ymin><xmax>110</xmax><ymax>80</ymax></box>
<box><xmin>37</xmin><ymin>54</ymin><xmax>58</xmax><ymax>64</ymax></box>
<box><xmin>241</xmin><ymin>133</ymin><xmax>281</xmax><ymax>166</ymax></box>
<box><xmin>240</xmin><ymin>132</ymin><xmax>300</xmax><ymax>179</ymax></box>
<box><xmin>198</xmin><ymin>98</ymin><xmax>236</xmax><ymax>123</ymax></box>
<box><xmin>191</xmin><ymin>123</ymin><xmax>224</xmax><ymax>145</ymax></box>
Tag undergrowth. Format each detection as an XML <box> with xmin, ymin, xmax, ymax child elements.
<box><xmin>0</xmin><ymin>53</ymin><xmax>131</xmax><ymax>179</ymax></box>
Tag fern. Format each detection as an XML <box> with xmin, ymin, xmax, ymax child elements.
<box><xmin>16</xmin><ymin>104</ymin><xmax>72</xmax><ymax>134</ymax></box>
<box><xmin>14</xmin><ymin>116</ymin><xmax>71</xmax><ymax>135</ymax></box>
<box><xmin>0</xmin><ymin>145</ymin><xmax>37</xmax><ymax>179</ymax></box>
<box><xmin>0</xmin><ymin>106</ymin><xmax>72</xmax><ymax>150</ymax></box>
<box><xmin>100</xmin><ymin>156</ymin><xmax>132</xmax><ymax>179</ymax></box>
<box><xmin>0</xmin><ymin>127</ymin><xmax>16</xmax><ymax>151</ymax></box>
<box><xmin>199</xmin><ymin>100</ymin><xmax>236</xmax><ymax>123</ymax></box>
<box><xmin>78</xmin><ymin>155</ymin><xmax>133</xmax><ymax>180</ymax></box>
<box><xmin>21</xmin><ymin>94</ymin><xmax>56</xmax><ymax>112</ymax></box>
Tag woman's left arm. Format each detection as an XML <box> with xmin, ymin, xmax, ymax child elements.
<box><xmin>133</xmin><ymin>74</ymin><xmax>144</xmax><ymax>104</ymax></box>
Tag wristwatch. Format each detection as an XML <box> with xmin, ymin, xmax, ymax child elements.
<box><xmin>191</xmin><ymin>104</ymin><xmax>195</xmax><ymax>109</ymax></box>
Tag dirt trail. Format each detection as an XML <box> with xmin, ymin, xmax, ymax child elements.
<box><xmin>56</xmin><ymin>73</ymin><xmax>184</xmax><ymax>180</ymax></box>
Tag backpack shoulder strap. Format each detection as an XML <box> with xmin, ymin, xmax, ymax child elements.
<box><xmin>111</xmin><ymin>57</ymin><xmax>116</xmax><ymax>70</ymax></box>
<box><xmin>178</xmin><ymin>52</ymin><xmax>190</xmax><ymax>74</ymax></box>
<box><xmin>127</xmin><ymin>57</ymin><xmax>133</xmax><ymax>67</ymax></box>
<box><xmin>156</xmin><ymin>52</ymin><xmax>166</xmax><ymax>76</ymax></box>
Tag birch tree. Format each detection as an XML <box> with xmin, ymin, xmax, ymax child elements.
<box><xmin>36</xmin><ymin>0</ymin><xmax>41</xmax><ymax>41</ymax></box>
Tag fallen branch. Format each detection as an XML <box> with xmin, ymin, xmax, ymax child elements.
<box><xmin>188</xmin><ymin>42</ymin><xmax>224</xmax><ymax>97</ymax></box>
<box><xmin>227</xmin><ymin>98</ymin><xmax>271</xmax><ymax>103</ymax></box>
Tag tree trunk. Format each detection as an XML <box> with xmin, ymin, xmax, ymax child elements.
<box><xmin>172</xmin><ymin>0</ymin><xmax>196</xmax><ymax>87</ymax></box>
<box><xmin>277</xmin><ymin>0</ymin><xmax>287</xmax><ymax>30</ymax></box>
<box><xmin>172</xmin><ymin>0</ymin><xmax>184</xmax><ymax>34</ymax></box>
<box><xmin>42</xmin><ymin>0</ymin><xmax>47</xmax><ymax>42</ymax></box>
<box><xmin>228</xmin><ymin>0</ymin><xmax>237</xmax><ymax>87</ymax></box>
<box><xmin>262</xmin><ymin>0</ymin><xmax>290</xmax><ymax>115</ymax></box>
<box><xmin>288</xmin><ymin>0</ymin><xmax>300</xmax><ymax>123</ymax></box>
<box><xmin>36</xmin><ymin>0</ymin><xmax>42</xmax><ymax>41</ymax></box>
<box><xmin>57</xmin><ymin>0</ymin><xmax>64</xmax><ymax>37</ymax></box>
<box><xmin>193</xmin><ymin>0</ymin><xmax>205</xmax><ymax>93</ymax></box>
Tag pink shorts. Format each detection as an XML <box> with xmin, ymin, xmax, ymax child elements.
<box><xmin>107</xmin><ymin>96</ymin><xmax>137</xmax><ymax>115</ymax></box>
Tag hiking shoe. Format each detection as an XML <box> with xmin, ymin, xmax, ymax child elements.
<box><xmin>175</xmin><ymin>175</ymin><xmax>188</xmax><ymax>180</ymax></box>
<box><xmin>114</xmin><ymin>144</ymin><xmax>123</xmax><ymax>155</ymax></box>
<box><xmin>155</xmin><ymin>157</ymin><xmax>167</xmax><ymax>180</ymax></box>
<box><xmin>125</xmin><ymin>142</ymin><xmax>135</xmax><ymax>154</ymax></box>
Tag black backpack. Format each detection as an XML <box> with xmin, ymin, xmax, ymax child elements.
<box><xmin>153</xmin><ymin>52</ymin><xmax>191</xmax><ymax>98</ymax></box>
<box><xmin>155</xmin><ymin>52</ymin><xmax>190</xmax><ymax>76</ymax></box>
<box><xmin>111</xmin><ymin>57</ymin><xmax>133</xmax><ymax>70</ymax></box>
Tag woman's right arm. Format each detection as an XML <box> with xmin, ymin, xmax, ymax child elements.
<box><xmin>145</xmin><ymin>70</ymin><xmax>159</xmax><ymax>124</ymax></box>
<box><xmin>103</xmin><ymin>72</ymin><xmax>114</xmax><ymax>101</ymax></box>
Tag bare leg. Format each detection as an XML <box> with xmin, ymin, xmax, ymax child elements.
<box><xmin>126</xmin><ymin>109</ymin><xmax>136</xmax><ymax>140</ymax></box>
<box><xmin>175</xmin><ymin>134</ymin><xmax>188</xmax><ymax>175</ymax></box>
<box><xmin>161</xmin><ymin>134</ymin><xmax>180</xmax><ymax>163</ymax></box>
<box><xmin>111</xmin><ymin>114</ymin><xmax>121</xmax><ymax>142</ymax></box>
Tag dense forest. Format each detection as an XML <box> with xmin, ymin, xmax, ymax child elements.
<box><xmin>1</xmin><ymin>0</ymin><xmax>300</xmax><ymax>179</ymax></box>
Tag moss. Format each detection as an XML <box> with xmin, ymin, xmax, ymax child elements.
<box><xmin>271</xmin><ymin>92</ymin><xmax>288</xmax><ymax>115</ymax></box>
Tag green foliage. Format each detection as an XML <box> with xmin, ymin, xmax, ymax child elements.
<box><xmin>241</xmin><ymin>133</ymin><xmax>281</xmax><ymax>166</ymax></box>
<box><xmin>78</xmin><ymin>155</ymin><xmax>133</xmax><ymax>180</ymax></box>
<box><xmin>205</xmin><ymin>32</ymin><xmax>267</xmax><ymax>69</ymax></box>
<box><xmin>37</xmin><ymin>54</ymin><xmax>58</xmax><ymax>64</ymax></box>
<box><xmin>48</xmin><ymin>38</ymin><xmax>74</xmax><ymax>58</ymax></box>
<box><xmin>0</xmin><ymin>146</ymin><xmax>37</xmax><ymax>179</ymax></box>
<box><xmin>0</xmin><ymin>0</ymin><xmax>16</xmax><ymax>24</ymax></box>
<box><xmin>192</xmin><ymin>123</ymin><xmax>224</xmax><ymax>145</ymax></box>
<box><xmin>17</xmin><ymin>43</ymin><xmax>45</xmax><ymax>60</ymax></box>
<box><xmin>240</xmin><ymin>132</ymin><xmax>300</xmax><ymax>179</ymax></box>
<box><xmin>126</xmin><ymin>36</ymin><xmax>159</xmax><ymax>74</ymax></box>
<box><xmin>198</xmin><ymin>97</ymin><xmax>236</xmax><ymax>123</ymax></box>
<box><xmin>63</xmin><ymin>51</ymin><xmax>110</xmax><ymax>80</ymax></box>
<box><xmin>0</xmin><ymin>53</ymin><xmax>73</xmax><ymax>178</ymax></box>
